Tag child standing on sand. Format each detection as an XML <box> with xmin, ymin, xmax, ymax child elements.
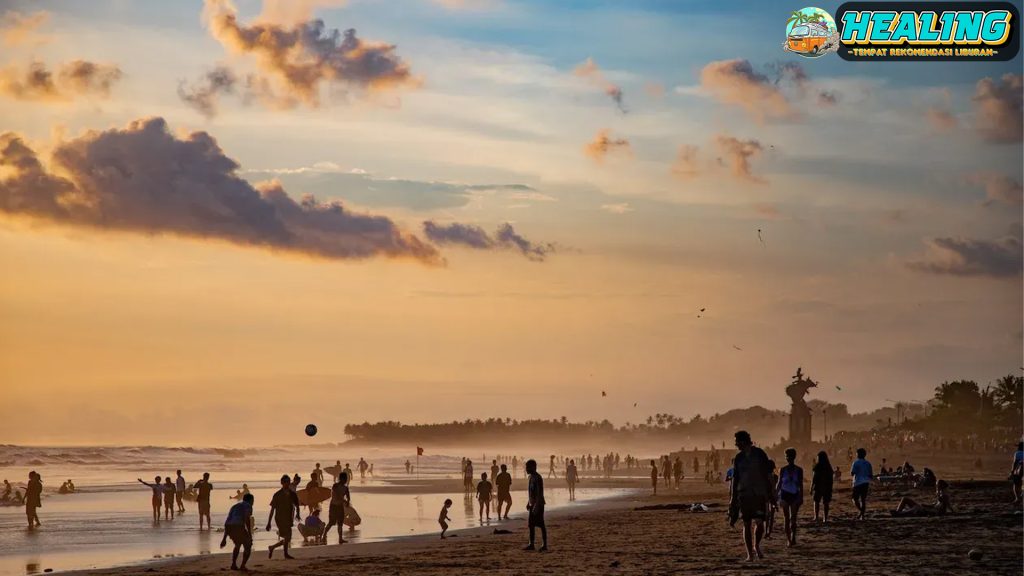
<box><xmin>439</xmin><ymin>499</ymin><xmax>453</xmax><ymax>538</ymax></box>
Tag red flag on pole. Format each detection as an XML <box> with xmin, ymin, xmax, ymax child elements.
<box><xmin>417</xmin><ymin>446</ymin><xmax>424</xmax><ymax>456</ymax></box>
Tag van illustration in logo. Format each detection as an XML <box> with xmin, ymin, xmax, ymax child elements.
<box><xmin>784</xmin><ymin>7</ymin><xmax>838</xmax><ymax>58</ymax></box>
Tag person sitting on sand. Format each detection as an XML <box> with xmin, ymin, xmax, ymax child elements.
<box><xmin>59</xmin><ymin>481</ymin><xmax>70</xmax><ymax>494</ymax></box>
<box><xmin>321</xmin><ymin>473</ymin><xmax>350</xmax><ymax>545</ymax></box>
<box><xmin>916</xmin><ymin>467</ymin><xmax>936</xmax><ymax>489</ymax></box>
<box><xmin>776</xmin><ymin>448</ymin><xmax>804</xmax><ymax>547</ymax></box>
<box><xmin>221</xmin><ymin>492</ymin><xmax>254</xmax><ymax>571</ymax></box>
<box><xmin>811</xmin><ymin>451</ymin><xmax>834</xmax><ymax>524</ymax></box>
<box><xmin>268</xmin><ymin>474</ymin><xmax>302</xmax><ymax>559</ymax></box>
<box><xmin>1011</xmin><ymin>441</ymin><xmax>1023</xmax><ymax>505</ymax></box>
<box><xmin>138</xmin><ymin>476</ymin><xmax>164</xmax><ymax>523</ymax></box>
<box><xmin>476</xmin><ymin>472</ymin><xmax>493</xmax><ymax>522</ymax></box>
<box><xmin>67</xmin><ymin>479</ymin><xmax>75</xmax><ymax>492</ymax></box>
<box><xmin>891</xmin><ymin>480</ymin><xmax>954</xmax><ymax>517</ymax></box>
<box><xmin>439</xmin><ymin>498</ymin><xmax>453</xmax><ymax>539</ymax></box>
<box><xmin>496</xmin><ymin>464</ymin><xmax>513</xmax><ymax>518</ymax></box>
<box><xmin>301</xmin><ymin>508</ymin><xmax>326</xmax><ymax>542</ymax></box>
<box><xmin>850</xmin><ymin>448</ymin><xmax>873</xmax><ymax>520</ymax></box>
<box><xmin>729</xmin><ymin>431</ymin><xmax>773</xmax><ymax>562</ymax></box>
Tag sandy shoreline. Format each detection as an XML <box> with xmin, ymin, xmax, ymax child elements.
<box><xmin>63</xmin><ymin>477</ymin><xmax>1023</xmax><ymax>576</ymax></box>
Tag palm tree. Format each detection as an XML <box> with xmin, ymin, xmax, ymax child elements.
<box><xmin>993</xmin><ymin>374</ymin><xmax>1023</xmax><ymax>416</ymax></box>
<box><xmin>787</xmin><ymin>10</ymin><xmax>808</xmax><ymax>29</ymax></box>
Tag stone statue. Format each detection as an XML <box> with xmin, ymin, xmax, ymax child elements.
<box><xmin>786</xmin><ymin>367</ymin><xmax>817</xmax><ymax>444</ymax></box>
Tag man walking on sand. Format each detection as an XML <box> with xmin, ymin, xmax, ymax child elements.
<box><xmin>524</xmin><ymin>459</ymin><xmax>548</xmax><ymax>552</ymax></box>
<box><xmin>851</xmin><ymin>448</ymin><xmax>873</xmax><ymax>520</ymax></box>
<box><xmin>729</xmin><ymin>430</ymin><xmax>774</xmax><ymax>562</ymax></box>
<box><xmin>267</xmin><ymin>474</ymin><xmax>301</xmax><ymax>560</ymax></box>
<box><xmin>496</xmin><ymin>464</ymin><xmax>513</xmax><ymax>519</ymax></box>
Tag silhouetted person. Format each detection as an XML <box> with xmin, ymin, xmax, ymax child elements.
<box><xmin>162</xmin><ymin>476</ymin><xmax>176</xmax><ymax>520</ymax></box>
<box><xmin>673</xmin><ymin>457</ymin><xmax>683</xmax><ymax>489</ymax></box>
<box><xmin>267</xmin><ymin>474</ymin><xmax>301</xmax><ymax>559</ymax></box>
<box><xmin>25</xmin><ymin>471</ymin><xmax>42</xmax><ymax>529</ymax></box>
<box><xmin>490</xmin><ymin>460</ymin><xmax>500</xmax><ymax>495</ymax></box>
<box><xmin>439</xmin><ymin>498</ymin><xmax>453</xmax><ymax>538</ymax></box>
<box><xmin>476</xmin><ymin>472</ymin><xmax>492</xmax><ymax>522</ymax></box>
<box><xmin>496</xmin><ymin>464</ymin><xmax>513</xmax><ymax>519</ymax></box>
<box><xmin>565</xmin><ymin>459</ymin><xmax>579</xmax><ymax>501</ymax></box>
<box><xmin>548</xmin><ymin>455</ymin><xmax>557</xmax><ymax>479</ymax></box>
<box><xmin>511</xmin><ymin>456</ymin><xmax>518</xmax><ymax>479</ymax></box>
<box><xmin>138</xmin><ymin>476</ymin><xmax>163</xmax><ymax>523</ymax></box>
<box><xmin>343</xmin><ymin>464</ymin><xmax>353</xmax><ymax>485</ymax></box>
<box><xmin>811</xmin><ymin>451</ymin><xmax>833</xmax><ymax>523</ymax></box>
<box><xmin>358</xmin><ymin>458</ymin><xmax>368</xmax><ymax>480</ymax></box>
<box><xmin>524</xmin><ymin>459</ymin><xmax>547</xmax><ymax>551</ymax></box>
<box><xmin>776</xmin><ymin>448</ymin><xmax>804</xmax><ymax>547</ymax></box>
<box><xmin>850</xmin><ymin>448</ymin><xmax>873</xmax><ymax>520</ymax></box>
<box><xmin>175</xmin><ymin>470</ymin><xmax>187</xmax><ymax>514</ymax></box>
<box><xmin>729</xmin><ymin>430</ymin><xmax>773</xmax><ymax>562</ymax></box>
<box><xmin>221</xmin><ymin>492</ymin><xmax>254</xmax><ymax>571</ymax></box>
<box><xmin>892</xmin><ymin>479</ymin><xmax>954</xmax><ymax>517</ymax></box>
<box><xmin>321</xmin><ymin>472</ymin><xmax>350</xmax><ymax>544</ymax></box>
<box><xmin>1</xmin><ymin>479</ymin><xmax>11</xmax><ymax>501</ymax></box>
<box><xmin>195</xmin><ymin>472</ymin><xmax>213</xmax><ymax>530</ymax></box>
<box><xmin>311</xmin><ymin>463</ymin><xmax>324</xmax><ymax>486</ymax></box>
<box><xmin>463</xmin><ymin>459</ymin><xmax>474</xmax><ymax>492</ymax></box>
<box><xmin>1012</xmin><ymin>441</ymin><xmax>1023</xmax><ymax>505</ymax></box>
<box><xmin>650</xmin><ymin>460</ymin><xmax>658</xmax><ymax>495</ymax></box>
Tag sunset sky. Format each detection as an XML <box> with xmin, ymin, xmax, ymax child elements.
<box><xmin>0</xmin><ymin>0</ymin><xmax>1021</xmax><ymax>446</ymax></box>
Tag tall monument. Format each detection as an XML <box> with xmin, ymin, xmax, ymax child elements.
<box><xmin>786</xmin><ymin>367</ymin><xmax>818</xmax><ymax>445</ymax></box>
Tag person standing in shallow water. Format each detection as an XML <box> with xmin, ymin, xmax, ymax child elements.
<box><xmin>524</xmin><ymin>459</ymin><xmax>548</xmax><ymax>552</ymax></box>
<box><xmin>25</xmin><ymin>471</ymin><xmax>42</xmax><ymax>529</ymax></box>
<box><xmin>321</xmin><ymin>472</ymin><xmax>350</xmax><ymax>544</ymax></box>
<box><xmin>221</xmin><ymin>492</ymin><xmax>254</xmax><ymax>571</ymax></box>
<box><xmin>162</xmin><ymin>476</ymin><xmax>176</xmax><ymax>520</ymax></box>
<box><xmin>138</xmin><ymin>476</ymin><xmax>164</xmax><ymax>523</ymax></box>
<box><xmin>729</xmin><ymin>430</ymin><xmax>774</xmax><ymax>562</ymax></box>
<box><xmin>650</xmin><ymin>460</ymin><xmax>659</xmax><ymax>495</ymax></box>
<box><xmin>175</xmin><ymin>470</ymin><xmax>187</xmax><ymax>514</ymax></box>
<box><xmin>495</xmin><ymin>464</ymin><xmax>513</xmax><ymax>519</ymax></box>
<box><xmin>195</xmin><ymin>472</ymin><xmax>213</xmax><ymax>530</ymax></box>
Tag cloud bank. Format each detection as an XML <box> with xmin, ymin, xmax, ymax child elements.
<box><xmin>0</xmin><ymin>60</ymin><xmax>122</xmax><ymax>102</ymax></box>
<box><xmin>423</xmin><ymin>221</ymin><xmax>554</xmax><ymax>261</ymax></box>
<box><xmin>0</xmin><ymin>117</ymin><xmax>440</xmax><ymax>264</ymax></box>
<box><xmin>0</xmin><ymin>10</ymin><xmax>50</xmax><ymax>46</ymax></box>
<box><xmin>671</xmin><ymin>134</ymin><xmax>768</xmax><ymax>183</ymax></box>
<box><xmin>908</xmin><ymin>228</ymin><xmax>1022</xmax><ymax>278</ymax></box>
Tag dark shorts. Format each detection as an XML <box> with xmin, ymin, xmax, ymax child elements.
<box><xmin>328</xmin><ymin>503</ymin><xmax>346</xmax><ymax>523</ymax></box>
<box><xmin>497</xmin><ymin>491</ymin><xmax>511</xmax><ymax>504</ymax></box>
<box><xmin>853</xmin><ymin>483</ymin><xmax>870</xmax><ymax>499</ymax></box>
<box><xmin>1012</xmin><ymin>473</ymin><xmax>1023</xmax><ymax>487</ymax></box>
<box><xmin>528</xmin><ymin>505</ymin><xmax>545</xmax><ymax>528</ymax></box>
<box><xmin>226</xmin><ymin>525</ymin><xmax>251</xmax><ymax>548</ymax></box>
<box><xmin>812</xmin><ymin>489</ymin><xmax>832</xmax><ymax>503</ymax></box>
<box><xmin>198</xmin><ymin>500</ymin><xmax>211</xmax><ymax>514</ymax></box>
<box><xmin>779</xmin><ymin>491</ymin><xmax>801</xmax><ymax>506</ymax></box>
<box><xmin>276</xmin><ymin>522</ymin><xmax>293</xmax><ymax>540</ymax></box>
<box><xmin>738</xmin><ymin>495</ymin><xmax>768</xmax><ymax>520</ymax></box>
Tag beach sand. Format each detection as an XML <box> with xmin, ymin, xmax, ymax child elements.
<box><xmin>66</xmin><ymin>478</ymin><xmax>1022</xmax><ymax>576</ymax></box>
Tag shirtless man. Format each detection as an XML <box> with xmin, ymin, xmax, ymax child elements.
<box><xmin>175</xmin><ymin>470</ymin><xmax>187</xmax><ymax>514</ymax></box>
<box><xmin>195</xmin><ymin>472</ymin><xmax>213</xmax><ymax>530</ymax></box>
<box><xmin>476</xmin><ymin>472</ymin><xmax>493</xmax><ymax>522</ymax></box>
<box><xmin>525</xmin><ymin>459</ymin><xmax>548</xmax><ymax>551</ymax></box>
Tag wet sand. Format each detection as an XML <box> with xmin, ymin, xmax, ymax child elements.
<box><xmin>67</xmin><ymin>478</ymin><xmax>1022</xmax><ymax>576</ymax></box>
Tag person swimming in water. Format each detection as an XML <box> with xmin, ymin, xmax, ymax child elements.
<box><xmin>138</xmin><ymin>476</ymin><xmax>164</xmax><ymax>523</ymax></box>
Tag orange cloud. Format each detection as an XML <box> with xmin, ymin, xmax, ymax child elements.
<box><xmin>574</xmin><ymin>58</ymin><xmax>626</xmax><ymax>113</ymax></box>
<box><xmin>671</xmin><ymin>135</ymin><xmax>767</xmax><ymax>183</ymax></box>
<box><xmin>973</xmin><ymin>73</ymin><xmax>1022</xmax><ymax>143</ymax></box>
<box><xmin>0</xmin><ymin>60</ymin><xmax>122</xmax><ymax>102</ymax></box>
<box><xmin>202</xmin><ymin>0</ymin><xmax>418</xmax><ymax>109</ymax></box>
<box><xmin>0</xmin><ymin>10</ymin><xmax>50</xmax><ymax>47</ymax></box>
<box><xmin>700</xmin><ymin>59</ymin><xmax>796</xmax><ymax>123</ymax></box>
<box><xmin>584</xmin><ymin>129</ymin><xmax>631</xmax><ymax>163</ymax></box>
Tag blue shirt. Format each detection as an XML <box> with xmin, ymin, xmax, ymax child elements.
<box><xmin>850</xmin><ymin>458</ymin><xmax>873</xmax><ymax>486</ymax></box>
<box><xmin>224</xmin><ymin>501</ymin><xmax>252</xmax><ymax>526</ymax></box>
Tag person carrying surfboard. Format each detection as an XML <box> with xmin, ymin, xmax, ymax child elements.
<box><xmin>321</xmin><ymin>472</ymin><xmax>351</xmax><ymax>544</ymax></box>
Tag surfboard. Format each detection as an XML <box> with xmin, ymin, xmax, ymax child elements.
<box><xmin>344</xmin><ymin>505</ymin><xmax>361</xmax><ymax>528</ymax></box>
<box><xmin>297</xmin><ymin>486</ymin><xmax>332</xmax><ymax>507</ymax></box>
<box><xmin>324</xmin><ymin>465</ymin><xmax>343</xmax><ymax>477</ymax></box>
